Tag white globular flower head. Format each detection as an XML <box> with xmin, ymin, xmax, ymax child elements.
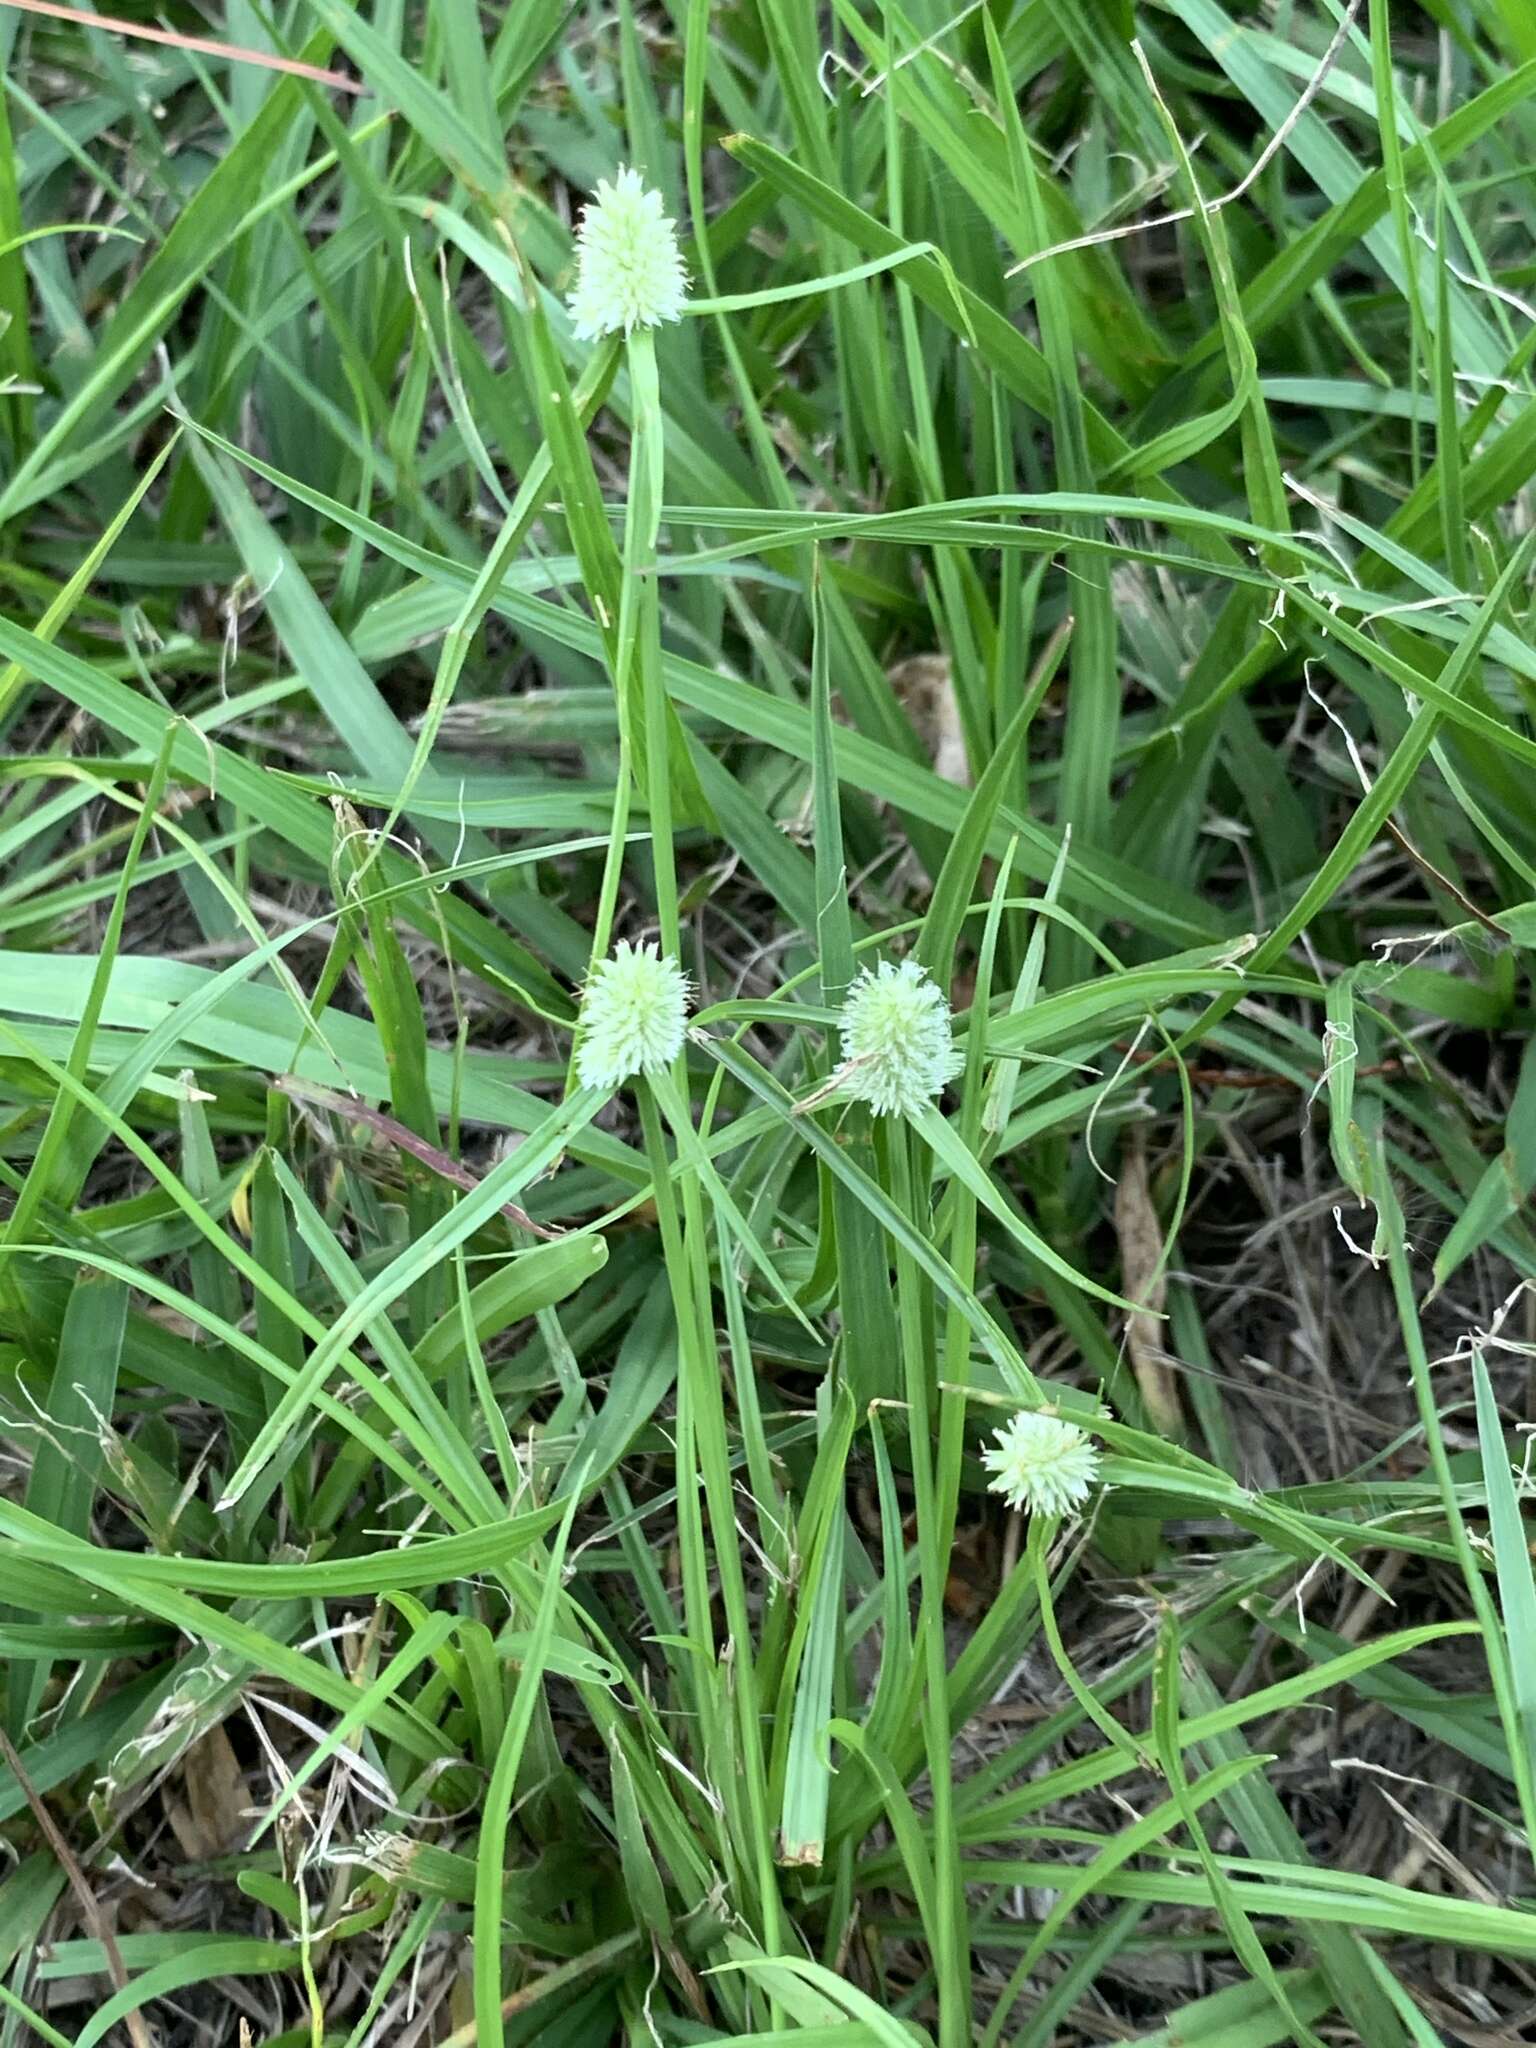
<box><xmin>837</xmin><ymin>958</ymin><xmax>962</xmax><ymax>1118</ymax></box>
<box><xmin>982</xmin><ymin>1411</ymin><xmax>1101</xmax><ymax>1518</ymax></box>
<box><xmin>576</xmin><ymin>941</ymin><xmax>690</xmax><ymax>1090</ymax></box>
<box><xmin>567</xmin><ymin>166</ymin><xmax>688</xmax><ymax>340</ymax></box>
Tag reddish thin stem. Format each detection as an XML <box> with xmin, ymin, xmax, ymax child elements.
<box><xmin>1</xmin><ymin>0</ymin><xmax>366</xmax><ymax>94</ymax></box>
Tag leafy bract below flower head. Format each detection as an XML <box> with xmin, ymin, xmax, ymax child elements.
<box><xmin>837</xmin><ymin>958</ymin><xmax>962</xmax><ymax>1118</ymax></box>
<box><xmin>576</xmin><ymin>942</ymin><xmax>690</xmax><ymax>1090</ymax></box>
<box><xmin>982</xmin><ymin>1411</ymin><xmax>1101</xmax><ymax>1518</ymax></box>
<box><xmin>567</xmin><ymin>166</ymin><xmax>688</xmax><ymax>341</ymax></box>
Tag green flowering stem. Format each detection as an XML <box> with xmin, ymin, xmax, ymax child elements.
<box><xmin>636</xmin><ymin>1076</ymin><xmax>785</xmax><ymax>1958</ymax></box>
<box><xmin>933</xmin><ymin>834</ymin><xmax>1011</xmax><ymax>1580</ymax></box>
<box><xmin>581</xmin><ymin>359</ymin><xmax>670</xmax><ymax>976</ymax></box>
<box><xmin>635</xmin><ymin>1081</ymin><xmax>710</xmax><ymax>1689</ymax></box>
<box><xmin>1028</xmin><ymin>1514</ymin><xmax>1152</xmax><ymax>1772</ymax></box>
<box><xmin>580</xmin><ymin>328</ymin><xmax>685</xmax><ymax>1020</ymax></box>
<box><xmin>933</xmin><ymin>1053</ymin><xmax>985</xmax><ymax>2048</ymax></box>
<box><xmin>882</xmin><ymin>1118</ymin><xmax>968</xmax><ymax>2048</ymax></box>
<box><xmin>586</xmin><ymin>737</ymin><xmax>632</xmax><ymax>979</ymax></box>
<box><xmin>622</xmin><ymin>326</ymin><xmax>684</xmax><ymax>959</ymax></box>
<box><xmin>585</xmin><ymin>354</ymin><xmax>654</xmax><ymax>974</ymax></box>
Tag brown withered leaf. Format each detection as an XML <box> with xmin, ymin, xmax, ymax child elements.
<box><xmin>273</xmin><ymin>1075</ymin><xmax>564</xmax><ymax>1239</ymax></box>
<box><xmin>1114</xmin><ymin>1129</ymin><xmax>1182</xmax><ymax>1439</ymax></box>
<box><xmin>888</xmin><ymin>653</ymin><xmax>970</xmax><ymax>788</ymax></box>
<box><xmin>166</xmin><ymin>1721</ymin><xmax>249</xmax><ymax>1861</ymax></box>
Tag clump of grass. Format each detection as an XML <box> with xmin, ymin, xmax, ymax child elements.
<box><xmin>2</xmin><ymin>2</ymin><xmax>1536</xmax><ymax>2044</ymax></box>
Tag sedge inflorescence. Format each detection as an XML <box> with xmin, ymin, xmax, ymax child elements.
<box><xmin>567</xmin><ymin>166</ymin><xmax>689</xmax><ymax>340</ymax></box>
<box><xmin>836</xmin><ymin>958</ymin><xmax>962</xmax><ymax>1118</ymax></box>
<box><xmin>576</xmin><ymin>942</ymin><xmax>690</xmax><ymax>1089</ymax></box>
<box><xmin>982</xmin><ymin>1411</ymin><xmax>1101</xmax><ymax>1518</ymax></box>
